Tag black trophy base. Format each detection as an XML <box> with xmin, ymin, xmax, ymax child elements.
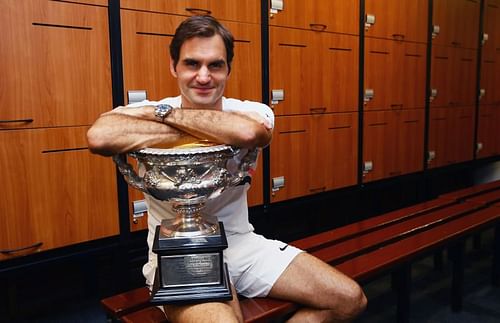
<box><xmin>150</xmin><ymin>263</ymin><xmax>233</xmax><ymax>305</ymax></box>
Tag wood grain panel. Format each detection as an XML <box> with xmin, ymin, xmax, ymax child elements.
<box><xmin>320</xmin><ymin>113</ymin><xmax>358</xmax><ymax>191</ymax></box>
<box><xmin>428</xmin><ymin>106</ymin><xmax>475</xmax><ymax>168</ymax></box>
<box><xmin>477</xmin><ymin>105</ymin><xmax>500</xmax><ymax>158</ymax></box>
<box><xmin>433</xmin><ymin>0</ymin><xmax>480</xmax><ymax>49</ymax></box>
<box><xmin>0</xmin><ymin>0</ymin><xmax>112</xmax><ymax>129</ymax></box>
<box><xmin>365</xmin><ymin>0</ymin><xmax>428</xmax><ymax>43</ymax></box>
<box><xmin>270</xmin><ymin>27</ymin><xmax>358</xmax><ymax>115</ymax></box>
<box><xmin>120</xmin><ymin>0</ymin><xmax>260</xmax><ymax>24</ymax></box>
<box><xmin>0</xmin><ymin>127</ymin><xmax>119</xmax><ymax>260</ymax></box>
<box><xmin>268</xmin><ymin>0</ymin><xmax>358</xmax><ymax>35</ymax></box>
<box><xmin>270</xmin><ymin>116</ymin><xmax>310</xmax><ymax>202</ymax></box>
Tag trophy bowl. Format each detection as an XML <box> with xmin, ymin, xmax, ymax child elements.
<box><xmin>113</xmin><ymin>142</ymin><xmax>257</xmax><ymax>304</ymax></box>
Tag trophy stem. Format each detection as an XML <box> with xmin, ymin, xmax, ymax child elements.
<box><xmin>160</xmin><ymin>202</ymin><xmax>218</xmax><ymax>237</ymax></box>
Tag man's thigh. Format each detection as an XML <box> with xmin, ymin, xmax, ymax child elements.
<box><xmin>268</xmin><ymin>252</ymin><xmax>360</xmax><ymax>309</ymax></box>
<box><xmin>163</xmin><ymin>284</ymin><xmax>243</xmax><ymax>323</ymax></box>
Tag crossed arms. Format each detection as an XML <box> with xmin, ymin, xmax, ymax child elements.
<box><xmin>87</xmin><ymin>105</ymin><xmax>273</xmax><ymax>156</ymax></box>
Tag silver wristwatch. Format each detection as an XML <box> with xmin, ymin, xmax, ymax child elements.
<box><xmin>154</xmin><ymin>104</ymin><xmax>173</xmax><ymax>123</ymax></box>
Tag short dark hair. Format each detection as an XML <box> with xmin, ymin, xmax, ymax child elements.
<box><xmin>170</xmin><ymin>15</ymin><xmax>234</xmax><ymax>73</ymax></box>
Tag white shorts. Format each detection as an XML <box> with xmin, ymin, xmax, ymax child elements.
<box><xmin>143</xmin><ymin>231</ymin><xmax>302</xmax><ymax>299</ymax></box>
<box><xmin>225</xmin><ymin>232</ymin><xmax>303</xmax><ymax>298</ymax></box>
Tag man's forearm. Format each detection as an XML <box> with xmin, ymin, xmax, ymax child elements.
<box><xmin>165</xmin><ymin>108</ymin><xmax>272</xmax><ymax>149</ymax></box>
<box><xmin>87</xmin><ymin>112</ymin><xmax>198</xmax><ymax>156</ymax></box>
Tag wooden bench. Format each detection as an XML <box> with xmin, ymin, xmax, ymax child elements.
<box><xmin>102</xmin><ymin>181</ymin><xmax>500</xmax><ymax>323</ymax></box>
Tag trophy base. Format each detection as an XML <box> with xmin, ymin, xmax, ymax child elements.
<box><xmin>150</xmin><ymin>263</ymin><xmax>233</xmax><ymax>305</ymax></box>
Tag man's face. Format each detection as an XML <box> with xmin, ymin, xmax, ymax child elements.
<box><xmin>170</xmin><ymin>35</ymin><xmax>229</xmax><ymax>110</ymax></box>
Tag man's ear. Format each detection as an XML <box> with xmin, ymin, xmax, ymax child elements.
<box><xmin>169</xmin><ymin>58</ymin><xmax>177</xmax><ymax>78</ymax></box>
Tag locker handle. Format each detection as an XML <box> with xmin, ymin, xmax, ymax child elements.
<box><xmin>1</xmin><ymin>242</ymin><xmax>43</xmax><ymax>254</ymax></box>
<box><xmin>390</xmin><ymin>104</ymin><xmax>404</xmax><ymax>109</ymax></box>
<box><xmin>0</xmin><ymin>118</ymin><xmax>34</xmax><ymax>124</ymax></box>
<box><xmin>309</xmin><ymin>186</ymin><xmax>326</xmax><ymax>193</ymax></box>
<box><xmin>451</xmin><ymin>41</ymin><xmax>461</xmax><ymax>47</ymax></box>
<box><xmin>309</xmin><ymin>23</ymin><xmax>327</xmax><ymax>31</ymax></box>
<box><xmin>392</xmin><ymin>33</ymin><xmax>405</xmax><ymax>40</ymax></box>
<box><xmin>389</xmin><ymin>171</ymin><xmax>401</xmax><ymax>176</ymax></box>
<box><xmin>310</xmin><ymin>107</ymin><xmax>327</xmax><ymax>114</ymax></box>
<box><xmin>185</xmin><ymin>7</ymin><xmax>212</xmax><ymax>15</ymax></box>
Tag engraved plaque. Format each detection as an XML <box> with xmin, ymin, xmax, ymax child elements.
<box><xmin>161</xmin><ymin>253</ymin><xmax>221</xmax><ymax>288</ymax></box>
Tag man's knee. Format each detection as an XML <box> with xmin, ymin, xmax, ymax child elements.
<box><xmin>330</xmin><ymin>281</ymin><xmax>367</xmax><ymax>320</ymax></box>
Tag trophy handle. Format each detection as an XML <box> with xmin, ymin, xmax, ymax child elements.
<box><xmin>112</xmin><ymin>154</ymin><xmax>147</xmax><ymax>193</ymax></box>
<box><xmin>228</xmin><ymin>148</ymin><xmax>259</xmax><ymax>186</ymax></box>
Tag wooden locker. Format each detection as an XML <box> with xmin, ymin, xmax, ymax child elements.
<box><xmin>451</xmin><ymin>107</ymin><xmax>475</xmax><ymax>163</ymax></box>
<box><xmin>362</xmin><ymin>110</ymin><xmax>398</xmax><ymax>182</ymax></box>
<box><xmin>270</xmin><ymin>115</ymin><xmax>311</xmax><ymax>202</ymax></box>
<box><xmin>269</xmin><ymin>27</ymin><xmax>310</xmax><ymax>115</ymax></box>
<box><xmin>430</xmin><ymin>45</ymin><xmax>454</xmax><ymax>108</ymax></box>
<box><xmin>395</xmin><ymin>109</ymin><xmax>425</xmax><ymax>176</ymax></box>
<box><xmin>120</xmin><ymin>0</ymin><xmax>260</xmax><ymax>24</ymax></box>
<box><xmin>270</xmin><ymin>27</ymin><xmax>358</xmax><ymax>116</ymax></box>
<box><xmin>0</xmin><ymin>0</ymin><xmax>112</xmax><ymax>129</ymax></box>
<box><xmin>365</xmin><ymin>0</ymin><xmax>428</xmax><ymax>43</ymax></box>
<box><xmin>477</xmin><ymin>105</ymin><xmax>500</xmax><ymax>158</ymax></box>
<box><xmin>428</xmin><ymin>107</ymin><xmax>474</xmax><ymax>168</ymax></box>
<box><xmin>479</xmin><ymin>59</ymin><xmax>498</xmax><ymax>105</ymax></box>
<box><xmin>427</xmin><ymin>107</ymin><xmax>450</xmax><ymax>168</ymax></box>
<box><xmin>0</xmin><ymin>127</ymin><xmax>119</xmax><ymax>260</ymax></box>
<box><xmin>268</xmin><ymin>0</ymin><xmax>358</xmax><ymax>35</ymax></box>
<box><xmin>270</xmin><ymin>113</ymin><xmax>358</xmax><ymax>202</ymax></box>
<box><xmin>453</xmin><ymin>48</ymin><xmax>477</xmax><ymax>107</ymax></box>
<box><xmin>320</xmin><ymin>113</ymin><xmax>358</xmax><ymax>191</ymax></box>
<box><xmin>483</xmin><ymin>0</ymin><xmax>500</xmax><ymax>60</ymax></box>
<box><xmin>433</xmin><ymin>0</ymin><xmax>480</xmax><ymax>49</ymax></box>
<box><xmin>364</xmin><ymin>38</ymin><xmax>426</xmax><ymax>111</ymax></box>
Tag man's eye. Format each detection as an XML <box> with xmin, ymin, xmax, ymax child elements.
<box><xmin>209</xmin><ymin>62</ymin><xmax>225</xmax><ymax>69</ymax></box>
<box><xmin>185</xmin><ymin>60</ymin><xmax>198</xmax><ymax>67</ymax></box>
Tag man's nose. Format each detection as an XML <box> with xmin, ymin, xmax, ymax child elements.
<box><xmin>196</xmin><ymin>66</ymin><xmax>211</xmax><ymax>83</ymax></box>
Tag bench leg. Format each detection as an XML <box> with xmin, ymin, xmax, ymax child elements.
<box><xmin>493</xmin><ymin>225</ymin><xmax>500</xmax><ymax>287</ymax></box>
<box><xmin>393</xmin><ymin>264</ymin><xmax>411</xmax><ymax>323</ymax></box>
<box><xmin>449</xmin><ymin>240</ymin><xmax>465</xmax><ymax>312</ymax></box>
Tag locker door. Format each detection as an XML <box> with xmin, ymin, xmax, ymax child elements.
<box><xmin>270</xmin><ymin>116</ymin><xmax>311</xmax><ymax>202</ymax></box>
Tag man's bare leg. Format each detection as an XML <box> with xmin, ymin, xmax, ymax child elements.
<box><xmin>163</xmin><ymin>284</ymin><xmax>243</xmax><ymax>323</ymax></box>
<box><xmin>269</xmin><ymin>252</ymin><xmax>367</xmax><ymax>322</ymax></box>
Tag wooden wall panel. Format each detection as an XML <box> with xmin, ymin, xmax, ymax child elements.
<box><xmin>270</xmin><ymin>26</ymin><xmax>358</xmax><ymax>116</ymax></box>
<box><xmin>120</xmin><ymin>0</ymin><xmax>260</xmax><ymax>24</ymax></box>
<box><xmin>270</xmin><ymin>116</ymin><xmax>310</xmax><ymax>202</ymax></box>
<box><xmin>0</xmin><ymin>127</ymin><xmax>119</xmax><ymax>260</ymax></box>
<box><xmin>364</xmin><ymin>39</ymin><xmax>426</xmax><ymax>111</ymax></box>
<box><xmin>428</xmin><ymin>106</ymin><xmax>475</xmax><ymax>168</ymax></box>
<box><xmin>365</xmin><ymin>0</ymin><xmax>428</xmax><ymax>43</ymax></box>
<box><xmin>270</xmin><ymin>113</ymin><xmax>357</xmax><ymax>202</ymax></box>
<box><xmin>477</xmin><ymin>105</ymin><xmax>500</xmax><ymax>158</ymax></box>
<box><xmin>363</xmin><ymin>109</ymin><xmax>424</xmax><ymax>182</ymax></box>
<box><xmin>0</xmin><ymin>0</ymin><xmax>112</xmax><ymax>129</ymax></box>
<box><xmin>268</xmin><ymin>0</ymin><xmax>359</xmax><ymax>35</ymax></box>
<box><xmin>433</xmin><ymin>0</ymin><xmax>480</xmax><ymax>49</ymax></box>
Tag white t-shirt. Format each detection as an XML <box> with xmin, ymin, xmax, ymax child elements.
<box><xmin>128</xmin><ymin>96</ymin><xmax>274</xmax><ymax>285</ymax></box>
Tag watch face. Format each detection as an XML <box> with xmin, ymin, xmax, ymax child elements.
<box><xmin>156</xmin><ymin>104</ymin><xmax>172</xmax><ymax>121</ymax></box>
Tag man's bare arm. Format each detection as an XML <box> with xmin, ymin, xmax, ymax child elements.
<box><xmin>86</xmin><ymin>108</ymin><xmax>199</xmax><ymax>156</ymax></box>
<box><xmin>87</xmin><ymin>105</ymin><xmax>272</xmax><ymax>156</ymax></box>
<box><xmin>166</xmin><ymin>108</ymin><xmax>272</xmax><ymax>149</ymax></box>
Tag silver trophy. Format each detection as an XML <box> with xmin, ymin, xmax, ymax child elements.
<box><xmin>113</xmin><ymin>143</ymin><xmax>257</xmax><ymax>305</ymax></box>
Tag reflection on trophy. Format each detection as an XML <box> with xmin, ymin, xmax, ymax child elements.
<box><xmin>113</xmin><ymin>142</ymin><xmax>257</xmax><ymax>305</ymax></box>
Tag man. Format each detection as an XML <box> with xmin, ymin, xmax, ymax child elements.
<box><xmin>87</xmin><ymin>15</ymin><xmax>366</xmax><ymax>322</ymax></box>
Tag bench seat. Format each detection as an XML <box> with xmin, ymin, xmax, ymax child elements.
<box><xmin>103</xmin><ymin>181</ymin><xmax>500</xmax><ymax>323</ymax></box>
